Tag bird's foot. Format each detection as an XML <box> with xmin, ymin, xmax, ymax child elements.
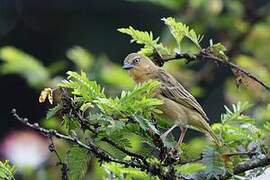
<box><xmin>168</xmin><ymin>148</ymin><xmax>180</xmax><ymax>161</ymax></box>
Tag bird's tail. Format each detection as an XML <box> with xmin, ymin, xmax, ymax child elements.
<box><xmin>200</xmin><ymin>122</ymin><xmax>223</xmax><ymax>147</ymax></box>
<box><xmin>206</xmin><ymin>127</ymin><xmax>223</xmax><ymax>147</ymax></box>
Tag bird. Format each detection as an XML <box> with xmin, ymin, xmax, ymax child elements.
<box><xmin>122</xmin><ymin>53</ymin><xmax>222</xmax><ymax>147</ymax></box>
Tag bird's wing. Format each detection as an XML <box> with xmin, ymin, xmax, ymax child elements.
<box><xmin>158</xmin><ymin>69</ymin><xmax>209</xmax><ymax>121</ymax></box>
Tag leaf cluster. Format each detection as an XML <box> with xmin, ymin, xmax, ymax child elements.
<box><xmin>0</xmin><ymin>161</ymin><xmax>16</xmax><ymax>180</ymax></box>
<box><xmin>44</xmin><ymin>71</ymin><xmax>164</xmax><ymax>179</ymax></box>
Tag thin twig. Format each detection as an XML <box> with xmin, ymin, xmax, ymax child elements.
<box><xmin>153</xmin><ymin>50</ymin><xmax>270</xmax><ymax>91</ymax></box>
<box><xmin>48</xmin><ymin>137</ymin><xmax>69</xmax><ymax>180</ymax></box>
<box><xmin>223</xmin><ymin>151</ymin><xmax>257</xmax><ymax>157</ymax></box>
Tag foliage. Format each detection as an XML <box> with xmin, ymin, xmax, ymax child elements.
<box><xmin>126</xmin><ymin>0</ymin><xmax>184</xmax><ymax>10</ymax></box>
<box><xmin>118</xmin><ymin>17</ymin><xmax>229</xmax><ymax>60</ymax></box>
<box><xmin>66</xmin><ymin>46</ymin><xmax>94</xmax><ymax>71</ymax></box>
<box><xmin>162</xmin><ymin>17</ymin><xmax>203</xmax><ymax>50</ymax></box>
<box><xmin>0</xmin><ymin>46</ymin><xmax>49</xmax><ymax>87</ymax></box>
<box><xmin>38</xmin><ymin>66</ymin><xmax>269</xmax><ymax>179</ymax></box>
<box><xmin>118</xmin><ymin>26</ymin><xmax>172</xmax><ymax>58</ymax></box>
<box><xmin>59</xmin><ymin>71</ymin><xmax>105</xmax><ymax>102</ymax></box>
<box><xmin>0</xmin><ymin>161</ymin><xmax>16</xmax><ymax>180</ymax></box>
<box><xmin>67</xmin><ymin>145</ymin><xmax>90</xmax><ymax>180</ymax></box>
<box><xmin>103</xmin><ymin>162</ymin><xmax>152</xmax><ymax>180</ymax></box>
<box><xmin>40</xmin><ymin>71</ymin><xmax>165</xmax><ymax>179</ymax></box>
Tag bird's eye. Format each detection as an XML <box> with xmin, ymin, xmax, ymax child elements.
<box><xmin>133</xmin><ymin>58</ymin><xmax>140</xmax><ymax>64</ymax></box>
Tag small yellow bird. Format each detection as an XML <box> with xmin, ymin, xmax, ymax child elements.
<box><xmin>123</xmin><ymin>53</ymin><xmax>221</xmax><ymax>147</ymax></box>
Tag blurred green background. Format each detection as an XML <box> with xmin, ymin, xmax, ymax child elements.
<box><xmin>0</xmin><ymin>0</ymin><xmax>269</xmax><ymax>179</ymax></box>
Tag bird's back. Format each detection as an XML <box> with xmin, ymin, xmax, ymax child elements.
<box><xmin>153</xmin><ymin>68</ymin><xmax>209</xmax><ymax>122</ymax></box>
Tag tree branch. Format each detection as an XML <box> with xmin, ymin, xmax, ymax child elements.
<box><xmin>222</xmin><ymin>155</ymin><xmax>270</xmax><ymax>179</ymax></box>
<box><xmin>153</xmin><ymin>50</ymin><xmax>270</xmax><ymax>91</ymax></box>
<box><xmin>48</xmin><ymin>137</ymin><xmax>68</xmax><ymax>180</ymax></box>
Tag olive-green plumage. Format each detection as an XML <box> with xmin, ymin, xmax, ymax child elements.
<box><xmin>123</xmin><ymin>53</ymin><xmax>221</xmax><ymax>147</ymax></box>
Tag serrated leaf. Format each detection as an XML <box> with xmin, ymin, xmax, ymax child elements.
<box><xmin>221</xmin><ymin>101</ymin><xmax>253</xmax><ymax>124</ymax></box>
<box><xmin>201</xmin><ymin>147</ymin><xmax>226</xmax><ymax>179</ymax></box>
<box><xmin>264</xmin><ymin>122</ymin><xmax>270</xmax><ymax>131</ymax></box>
<box><xmin>209</xmin><ymin>42</ymin><xmax>228</xmax><ymax>61</ymax></box>
<box><xmin>80</xmin><ymin>102</ymin><xmax>94</xmax><ymax>112</ymax></box>
<box><xmin>162</xmin><ymin>17</ymin><xmax>202</xmax><ymax>50</ymax></box>
<box><xmin>59</xmin><ymin>71</ymin><xmax>105</xmax><ymax>102</ymax></box>
<box><xmin>103</xmin><ymin>162</ymin><xmax>151</xmax><ymax>180</ymax></box>
<box><xmin>66</xmin><ymin>46</ymin><xmax>94</xmax><ymax>71</ymax></box>
<box><xmin>176</xmin><ymin>163</ymin><xmax>206</xmax><ymax>174</ymax></box>
<box><xmin>0</xmin><ymin>46</ymin><xmax>49</xmax><ymax>87</ymax></box>
<box><xmin>46</xmin><ymin>103</ymin><xmax>63</xmax><ymax>119</ymax></box>
<box><xmin>0</xmin><ymin>161</ymin><xmax>16</xmax><ymax>180</ymax></box>
<box><xmin>133</xmin><ymin>115</ymin><xmax>159</xmax><ymax>135</ymax></box>
<box><xmin>62</xmin><ymin>116</ymin><xmax>81</xmax><ymax>132</ymax></box>
<box><xmin>67</xmin><ymin>145</ymin><xmax>90</xmax><ymax>180</ymax></box>
<box><xmin>118</xmin><ymin>26</ymin><xmax>171</xmax><ymax>57</ymax></box>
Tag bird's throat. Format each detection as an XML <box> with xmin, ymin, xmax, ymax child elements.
<box><xmin>128</xmin><ymin>67</ymin><xmax>157</xmax><ymax>83</ymax></box>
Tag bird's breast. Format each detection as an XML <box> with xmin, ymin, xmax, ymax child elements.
<box><xmin>156</xmin><ymin>94</ymin><xmax>188</xmax><ymax>125</ymax></box>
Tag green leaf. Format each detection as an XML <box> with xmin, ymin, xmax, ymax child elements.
<box><xmin>95</xmin><ymin>80</ymin><xmax>162</xmax><ymax>116</ymax></box>
<box><xmin>100</xmin><ymin>62</ymin><xmax>134</xmax><ymax>89</ymax></box>
<box><xmin>221</xmin><ymin>101</ymin><xmax>253</xmax><ymax>124</ymax></box>
<box><xmin>67</xmin><ymin>145</ymin><xmax>90</xmax><ymax>180</ymax></box>
<box><xmin>200</xmin><ymin>147</ymin><xmax>226</xmax><ymax>179</ymax></box>
<box><xmin>66</xmin><ymin>46</ymin><xmax>94</xmax><ymax>71</ymax></box>
<box><xmin>59</xmin><ymin>71</ymin><xmax>105</xmax><ymax>102</ymax></box>
<box><xmin>62</xmin><ymin>116</ymin><xmax>81</xmax><ymax>132</ymax></box>
<box><xmin>264</xmin><ymin>122</ymin><xmax>270</xmax><ymax>131</ymax></box>
<box><xmin>180</xmin><ymin>138</ymin><xmax>207</xmax><ymax>160</ymax></box>
<box><xmin>162</xmin><ymin>17</ymin><xmax>203</xmax><ymax>50</ymax></box>
<box><xmin>46</xmin><ymin>103</ymin><xmax>63</xmax><ymax>119</ymax></box>
<box><xmin>176</xmin><ymin>163</ymin><xmax>206</xmax><ymax>174</ymax></box>
<box><xmin>0</xmin><ymin>160</ymin><xmax>16</xmax><ymax>180</ymax></box>
<box><xmin>0</xmin><ymin>46</ymin><xmax>49</xmax><ymax>87</ymax></box>
<box><xmin>118</xmin><ymin>26</ymin><xmax>157</xmax><ymax>56</ymax></box>
<box><xmin>133</xmin><ymin>115</ymin><xmax>159</xmax><ymax>135</ymax></box>
<box><xmin>118</xmin><ymin>26</ymin><xmax>172</xmax><ymax>57</ymax></box>
<box><xmin>103</xmin><ymin>162</ymin><xmax>152</xmax><ymax>180</ymax></box>
<box><xmin>209</xmin><ymin>41</ymin><xmax>228</xmax><ymax>61</ymax></box>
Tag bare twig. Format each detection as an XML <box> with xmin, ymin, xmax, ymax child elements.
<box><xmin>223</xmin><ymin>151</ymin><xmax>257</xmax><ymax>157</ymax></box>
<box><xmin>48</xmin><ymin>137</ymin><xmax>69</xmax><ymax>180</ymax></box>
<box><xmin>153</xmin><ymin>50</ymin><xmax>270</xmax><ymax>91</ymax></box>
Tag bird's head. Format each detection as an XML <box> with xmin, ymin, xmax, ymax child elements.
<box><xmin>122</xmin><ymin>53</ymin><xmax>156</xmax><ymax>70</ymax></box>
<box><xmin>122</xmin><ymin>53</ymin><xmax>157</xmax><ymax>82</ymax></box>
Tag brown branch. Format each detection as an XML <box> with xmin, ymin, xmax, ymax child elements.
<box><xmin>221</xmin><ymin>155</ymin><xmax>270</xmax><ymax>179</ymax></box>
<box><xmin>153</xmin><ymin>50</ymin><xmax>270</xmax><ymax>91</ymax></box>
<box><xmin>223</xmin><ymin>151</ymin><xmax>257</xmax><ymax>157</ymax></box>
<box><xmin>48</xmin><ymin>137</ymin><xmax>68</xmax><ymax>180</ymax></box>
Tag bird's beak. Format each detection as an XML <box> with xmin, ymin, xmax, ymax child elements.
<box><xmin>122</xmin><ymin>62</ymin><xmax>135</xmax><ymax>70</ymax></box>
